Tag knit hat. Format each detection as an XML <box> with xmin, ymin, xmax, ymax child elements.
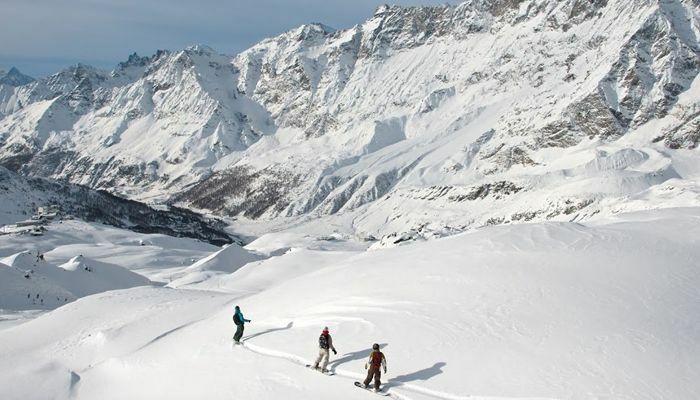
<box><xmin>322</xmin><ymin>326</ymin><xmax>329</xmax><ymax>334</ymax></box>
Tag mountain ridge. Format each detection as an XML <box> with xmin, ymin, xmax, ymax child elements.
<box><xmin>0</xmin><ymin>0</ymin><xmax>698</xmax><ymax>241</ymax></box>
<box><xmin>0</xmin><ymin>67</ymin><xmax>35</xmax><ymax>87</ymax></box>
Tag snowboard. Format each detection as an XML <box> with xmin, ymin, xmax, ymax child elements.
<box><xmin>306</xmin><ymin>364</ymin><xmax>335</xmax><ymax>375</ymax></box>
<box><xmin>354</xmin><ymin>381</ymin><xmax>389</xmax><ymax>396</ymax></box>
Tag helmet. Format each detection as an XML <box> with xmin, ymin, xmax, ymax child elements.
<box><xmin>372</xmin><ymin>343</ymin><xmax>379</xmax><ymax>350</ymax></box>
<box><xmin>322</xmin><ymin>326</ymin><xmax>329</xmax><ymax>334</ymax></box>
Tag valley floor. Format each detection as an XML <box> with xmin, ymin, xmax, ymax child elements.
<box><xmin>0</xmin><ymin>208</ymin><xmax>698</xmax><ymax>400</ymax></box>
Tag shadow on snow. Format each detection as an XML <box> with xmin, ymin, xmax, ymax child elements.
<box><xmin>382</xmin><ymin>362</ymin><xmax>446</xmax><ymax>390</ymax></box>
<box><xmin>328</xmin><ymin>343</ymin><xmax>389</xmax><ymax>371</ymax></box>
<box><xmin>242</xmin><ymin>321</ymin><xmax>294</xmax><ymax>341</ymax></box>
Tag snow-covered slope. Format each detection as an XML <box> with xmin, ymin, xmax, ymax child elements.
<box><xmin>0</xmin><ymin>208</ymin><xmax>698</xmax><ymax>400</ymax></box>
<box><xmin>166</xmin><ymin>243</ymin><xmax>266</xmax><ymax>287</ymax></box>
<box><xmin>0</xmin><ymin>217</ymin><xmax>228</xmax><ymax>311</ymax></box>
<box><xmin>0</xmin><ymin>0</ymin><xmax>699</xmax><ymax>241</ymax></box>
<box><xmin>0</xmin><ymin>251</ymin><xmax>151</xmax><ymax>310</ymax></box>
<box><xmin>0</xmin><ymin>218</ymin><xmax>220</xmax><ymax>283</ymax></box>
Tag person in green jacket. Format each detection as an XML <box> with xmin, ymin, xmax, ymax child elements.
<box><xmin>232</xmin><ymin>305</ymin><xmax>251</xmax><ymax>343</ymax></box>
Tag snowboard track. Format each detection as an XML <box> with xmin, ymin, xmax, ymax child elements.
<box><xmin>240</xmin><ymin>336</ymin><xmax>559</xmax><ymax>400</ymax></box>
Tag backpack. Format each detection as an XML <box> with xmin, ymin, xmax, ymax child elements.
<box><xmin>319</xmin><ymin>334</ymin><xmax>329</xmax><ymax>349</ymax></box>
<box><xmin>370</xmin><ymin>351</ymin><xmax>384</xmax><ymax>367</ymax></box>
<box><xmin>233</xmin><ymin>313</ymin><xmax>242</xmax><ymax>325</ymax></box>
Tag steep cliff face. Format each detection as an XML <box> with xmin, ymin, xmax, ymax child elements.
<box><xmin>1</xmin><ymin>0</ymin><xmax>699</xmax><ymax>239</ymax></box>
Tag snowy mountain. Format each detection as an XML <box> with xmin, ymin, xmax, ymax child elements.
<box><xmin>0</xmin><ymin>48</ymin><xmax>272</xmax><ymax>198</ymax></box>
<box><xmin>182</xmin><ymin>0</ymin><xmax>700</xmax><ymax>239</ymax></box>
<box><xmin>1</xmin><ymin>3</ymin><xmax>699</xmax><ymax>396</ymax></box>
<box><xmin>0</xmin><ymin>0</ymin><xmax>699</xmax><ymax>241</ymax></box>
<box><xmin>0</xmin><ymin>67</ymin><xmax>34</xmax><ymax>87</ymax></box>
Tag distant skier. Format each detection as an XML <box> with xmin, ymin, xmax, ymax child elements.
<box><xmin>232</xmin><ymin>305</ymin><xmax>251</xmax><ymax>344</ymax></box>
<box><xmin>362</xmin><ymin>343</ymin><xmax>387</xmax><ymax>391</ymax></box>
<box><xmin>312</xmin><ymin>327</ymin><xmax>337</xmax><ymax>372</ymax></box>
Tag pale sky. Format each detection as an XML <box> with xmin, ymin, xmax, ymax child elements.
<box><xmin>0</xmin><ymin>0</ymin><xmax>452</xmax><ymax>77</ymax></box>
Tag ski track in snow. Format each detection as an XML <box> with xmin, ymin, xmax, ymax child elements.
<box><xmin>240</xmin><ymin>332</ymin><xmax>555</xmax><ymax>400</ymax></box>
<box><xmin>1</xmin><ymin>208</ymin><xmax>699</xmax><ymax>399</ymax></box>
<box><xmin>71</xmin><ymin>295</ymin><xmax>237</xmax><ymax>378</ymax></box>
<box><xmin>239</xmin><ymin>340</ymin><xmax>417</xmax><ymax>400</ymax></box>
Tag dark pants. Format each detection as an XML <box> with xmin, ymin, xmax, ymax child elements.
<box><xmin>233</xmin><ymin>324</ymin><xmax>244</xmax><ymax>342</ymax></box>
<box><xmin>363</xmin><ymin>366</ymin><xmax>381</xmax><ymax>389</ymax></box>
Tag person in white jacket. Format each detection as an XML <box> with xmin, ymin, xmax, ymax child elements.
<box><xmin>313</xmin><ymin>327</ymin><xmax>337</xmax><ymax>372</ymax></box>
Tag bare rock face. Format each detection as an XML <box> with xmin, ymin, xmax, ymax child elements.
<box><xmin>655</xmin><ymin>111</ymin><xmax>700</xmax><ymax>149</ymax></box>
<box><xmin>177</xmin><ymin>165</ymin><xmax>303</xmax><ymax>219</ymax></box>
<box><xmin>1</xmin><ymin>0</ymin><xmax>700</xmax><ymax>238</ymax></box>
<box><xmin>601</xmin><ymin>2</ymin><xmax>700</xmax><ymax>128</ymax></box>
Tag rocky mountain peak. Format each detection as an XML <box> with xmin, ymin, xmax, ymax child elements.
<box><xmin>44</xmin><ymin>63</ymin><xmax>108</xmax><ymax>90</ymax></box>
<box><xmin>183</xmin><ymin>44</ymin><xmax>218</xmax><ymax>57</ymax></box>
<box><xmin>300</xmin><ymin>23</ymin><xmax>336</xmax><ymax>36</ymax></box>
<box><xmin>0</xmin><ymin>67</ymin><xmax>35</xmax><ymax>87</ymax></box>
<box><xmin>117</xmin><ymin>52</ymin><xmax>153</xmax><ymax>69</ymax></box>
